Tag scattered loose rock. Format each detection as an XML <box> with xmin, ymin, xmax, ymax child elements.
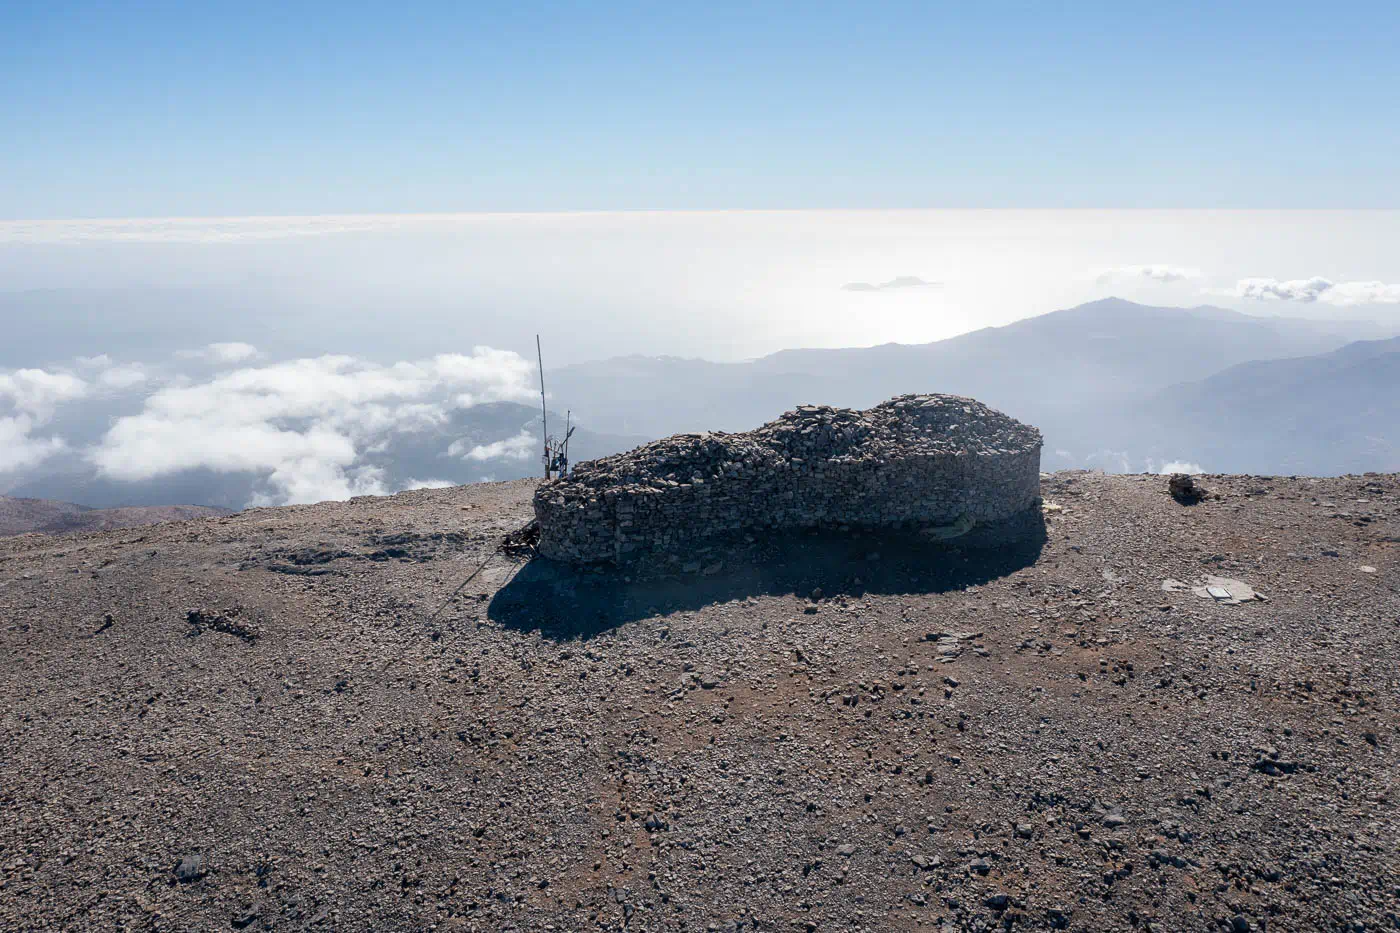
<box><xmin>172</xmin><ymin>852</ymin><xmax>206</xmax><ymax>883</ymax></box>
<box><xmin>0</xmin><ymin>471</ymin><xmax>1394</xmax><ymax>931</ymax></box>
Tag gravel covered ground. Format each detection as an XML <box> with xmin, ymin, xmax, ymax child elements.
<box><xmin>0</xmin><ymin>472</ymin><xmax>1396</xmax><ymax>932</ymax></box>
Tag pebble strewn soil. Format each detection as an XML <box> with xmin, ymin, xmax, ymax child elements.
<box><xmin>0</xmin><ymin>472</ymin><xmax>1396</xmax><ymax>932</ymax></box>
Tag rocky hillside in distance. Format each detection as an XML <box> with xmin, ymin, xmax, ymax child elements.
<box><xmin>0</xmin><ymin>495</ymin><xmax>230</xmax><ymax>537</ymax></box>
<box><xmin>1129</xmin><ymin>336</ymin><xmax>1400</xmax><ymax>475</ymax></box>
<box><xmin>550</xmin><ymin>298</ymin><xmax>1391</xmax><ymax>440</ymax></box>
<box><xmin>548</xmin><ymin>299</ymin><xmax>1400</xmax><ymax>475</ymax></box>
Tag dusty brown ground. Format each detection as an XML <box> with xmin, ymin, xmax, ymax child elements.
<box><xmin>0</xmin><ymin>473</ymin><xmax>1396</xmax><ymax>932</ymax></box>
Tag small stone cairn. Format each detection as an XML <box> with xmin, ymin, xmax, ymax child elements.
<box><xmin>533</xmin><ymin>394</ymin><xmax>1043</xmax><ymax>564</ymax></box>
<box><xmin>1168</xmin><ymin>473</ymin><xmax>1209</xmax><ymax>504</ymax></box>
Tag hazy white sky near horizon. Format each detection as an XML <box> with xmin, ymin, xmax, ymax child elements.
<box><xmin>3</xmin><ymin>209</ymin><xmax>1399</xmax><ymax>364</ymax></box>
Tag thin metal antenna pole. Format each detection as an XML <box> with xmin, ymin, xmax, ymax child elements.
<box><xmin>536</xmin><ymin>335</ymin><xmax>549</xmax><ymax>479</ymax></box>
<box><xmin>564</xmin><ymin>410</ymin><xmax>571</xmax><ymax>473</ymax></box>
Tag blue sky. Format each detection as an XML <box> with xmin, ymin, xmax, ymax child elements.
<box><xmin>4</xmin><ymin>1</ymin><xmax>1398</xmax><ymax>217</ymax></box>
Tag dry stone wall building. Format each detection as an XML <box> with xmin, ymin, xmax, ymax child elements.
<box><xmin>533</xmin><ymin>394</ymin><xmax>1042</xmax><ymax>564</ymax></box>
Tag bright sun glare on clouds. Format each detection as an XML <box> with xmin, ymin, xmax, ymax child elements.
<box><xmin>4</xmin><ymin>211</ymin><xmax>1400</xmax><ymax>367</ymax></box>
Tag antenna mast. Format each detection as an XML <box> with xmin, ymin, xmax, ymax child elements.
<box><xmin>536</xmin><ymin>335</ymin><xmax>550</xmax><ymax>479</ymax></box>
<box><xmin>564</xmin><ymin>410</ymin><xmax>572</xmax><ymax>467</ymax></box>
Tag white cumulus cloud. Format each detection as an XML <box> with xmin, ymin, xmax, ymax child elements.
<box><xmin>1095</xmin><ymin>264</ymin><xmax>1200</xmax><ymax>285</ymax></box>
<box><xmin>91</xmin><ymin>348</ymin><xmax>536</xmax><ymax>505</ymax></box>
<box><xmin>404</xmin><ymin>478</ymin><xmax>457</xmax><ymax>490</ymax></box>
<box><xmin>97</xmin><ymin>364</ymin><xmax>148</xmax><ymax>389</ymax></box>
<box><xmin>0</xmin><ymin>368</ymin><xmax>89</xmax><ymax>473</ymax></box>
<box><xmin>0</xmin><ymin>415</ymin><xmax>69</xmax><ymax>474</ymax></box>
<box><xmin>452</xmin><ymin>429</ymin><xmax>537</xmax><ymax>462</ymax></box>
<box><xmin>73</xmin><ymin>355</ymin><xmax>147</xmax><ymax>390</ymax></box>
<box><xmin>841</xmin><ymin>275</ymin><xmax>940</xmax><ymax>292</ymax></box>
<box><xmin>1156</xmin><ymin>460</ymin><xmax>1204</xmax><ymax>475</ymax></box>
<box><xmin>178</xmin><ymin>342</ymin><xmax>261</xmax><ymax>364</ymax></box>
<box><xmin>0</xmin><ymin>368</ymin><xmax>88</xmax><ymax>416</ymax></box>
<box><xmin>1223</xmin><ymin>277</ymin><xmax>1400</xmax><ymax>306</ymax></box>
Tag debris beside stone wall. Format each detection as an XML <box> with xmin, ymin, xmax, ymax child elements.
<box><xmin>533</xmin><ymin>394</ymin><xmax>1043</xmax><ymax>564</ymax></box>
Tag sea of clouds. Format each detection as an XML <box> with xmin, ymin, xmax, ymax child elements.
<box><xmin>0</xmin><ymin>343</ymin><xmax>540</xmax><ymax>506</ymax></box>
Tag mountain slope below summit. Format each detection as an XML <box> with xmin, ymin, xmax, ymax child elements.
<box><xmin>1125</xmin><ymin>336</ymin><xmax>1400</xmax><ymax>475</ymax></box>
<box><xmin>0</xmin><ymin>495</ymin><xmax>229</xmax><ymax>537</ymax></box>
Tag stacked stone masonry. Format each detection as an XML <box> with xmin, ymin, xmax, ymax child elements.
<box><xmin>533</xmin><ymin>394</ymin><xmax>1043</xmax><ymax>564</ymax></box>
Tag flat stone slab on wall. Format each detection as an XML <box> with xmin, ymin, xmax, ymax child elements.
<box><xmin>534</xmin><ymin>394</ymin><xmax>1043</xmax><ymax>564</ymax></box>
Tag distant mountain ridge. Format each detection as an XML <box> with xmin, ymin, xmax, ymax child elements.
<box><xmin>548</xmin><ymin>298</ymin><xmax>1399</xmax><ymax>474</ymax></box>
<box><xmin>0</xmin><ymin>496</ymin><xmax>230</xmax><ymax>538</ymax></box>
<box><xmin>1133</xmin><ymin>336</ymin><xmax>1400</xmax><ymax>474</ymax></box>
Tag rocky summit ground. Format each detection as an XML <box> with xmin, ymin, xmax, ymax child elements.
<box><xmin>1</xmin><ymin>472</ymin><xmax>1397</xmax><ymax>932</ymax></box>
